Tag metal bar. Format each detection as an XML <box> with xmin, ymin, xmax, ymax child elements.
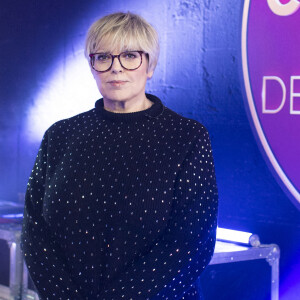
<box><xmin>271</xmin><ymin>257</ymin><xmax>279</xmax><ymax>300</ymax></box>
<box><xmin>8</xmin><ymin>241</ymin><xmax>23</xmax><ymax>300</ymax></box>
<box><xmin>265</xmin><ymin>245</ymin><xmax>280</xmax><ymax>300</ymax></box>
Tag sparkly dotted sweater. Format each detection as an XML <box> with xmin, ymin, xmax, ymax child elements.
<box><xmin>21</xmin><ymin>94</ymin><xmax>218</xmax><ymax>300</ymax></box>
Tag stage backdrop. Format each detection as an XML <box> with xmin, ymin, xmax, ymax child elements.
<box><xmin>0</xmin><ymin>0</ymin><xmax>299</xmax><ymax>299</ymax></box>
<box><xmin>242</xmin><ymin>0</ymin><xmax>300</xmax><ymax>209</ymax></box>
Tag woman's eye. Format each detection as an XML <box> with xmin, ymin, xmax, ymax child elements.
<box><xmin>95</xmin><ymin>54</ymin><xmax>110</xmax><ymax>61</ymax></box>
<box><xmin>123</xmin><ymin>52</ymin><xmax>137</xmax><ymax>59</ymax></box>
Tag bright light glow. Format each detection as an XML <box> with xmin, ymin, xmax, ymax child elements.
<box><xmin>1</xmin><ymin>213</ymin><xmax>23</xmax><ymax>219</ymax></box>
<box><xmin>216</xmin><ymin>227</ymin><xmax>260</xmax><ymax>246</ymax></box>
<box><xmin>26</xmin><ymin>48</ymin><xmax>100</xmax><ymax>143</ymax></box>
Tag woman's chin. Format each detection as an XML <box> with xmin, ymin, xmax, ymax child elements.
<box><xmin>102</xmin><ymin>90</ymin><xmax>136</xmax><ymax>103</ymax></box>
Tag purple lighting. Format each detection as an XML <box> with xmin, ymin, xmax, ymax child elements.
<box><xmin>242</xmin><ymin>0</ymin><xmax>300</xmax><ymax>208</ymax></box>
<box><xmin>281</xmin><ymin>259</ymin><xmax>300</xmax><ymax>299</ymax></box>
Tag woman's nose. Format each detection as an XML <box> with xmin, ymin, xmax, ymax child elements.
<box><xmin>111</xmin><ymin>56</ymin><xmax>123</xmax><ymax>73</ymax></box>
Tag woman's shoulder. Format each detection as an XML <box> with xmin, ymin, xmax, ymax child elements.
<box><xmin>162</xmin><ymin>105</ymin><xmax>209</xmax><ymax>136</ymax></box>
<box><xmin>147</xmin><ymin>94</ymin><xmax>207</xmax><ymax>134</ymax></box>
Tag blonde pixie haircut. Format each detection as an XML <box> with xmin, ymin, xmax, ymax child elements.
<box><xmin>85</xmin><ymin>12</ymin><xmax>160</xmax><ymax>73</ymax></box>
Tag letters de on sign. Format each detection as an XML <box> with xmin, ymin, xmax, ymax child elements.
<box><xmin>242</xmin><ymin>0</ymin><xmax>300</xmax><ymax>209</ymax></box>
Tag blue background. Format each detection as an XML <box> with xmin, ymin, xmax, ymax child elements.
<box><xmin>1</xmin><ymin>0</ymin><xmax>299</xmax><ymax>299</ymax></box>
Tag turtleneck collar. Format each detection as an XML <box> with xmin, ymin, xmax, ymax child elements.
<box><xmin>95</xmin><ymin>93</ymin><xmax>165</xmax><ymax>122</ymax></box>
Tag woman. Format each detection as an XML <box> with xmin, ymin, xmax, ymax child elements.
<box><xmin>21</xmin><ymin>12</ymin><xmax>218</xmax><ymax>300</ymax></box>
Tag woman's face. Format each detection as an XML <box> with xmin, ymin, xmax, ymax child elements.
<box><xmin>91</xmin><ymin>46</ymin><xmax>153</xmax><ymax>104</ymax></box>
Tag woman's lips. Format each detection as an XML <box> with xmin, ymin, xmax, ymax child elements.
<box><xmin>108</xmin><ymin>80</ymin><xmax>128</xmax><ymax>87</ymax></box>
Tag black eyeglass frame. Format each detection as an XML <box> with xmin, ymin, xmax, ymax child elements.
<box><xmin>89</xmin><ymin>50</ymin><xmax>145</xmax><ymax>73</ymax></box>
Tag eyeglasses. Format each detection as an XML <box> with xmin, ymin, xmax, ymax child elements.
<box><xmin>89</xmin><ymin>50</ymin><xmax>145</xmax><ymax>73</ymax></box>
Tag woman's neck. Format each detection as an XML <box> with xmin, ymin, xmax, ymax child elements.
<box><xmin>103</xmin><ymin>95</ymin><xmax>153</xmax><ymax>113</ymax></box>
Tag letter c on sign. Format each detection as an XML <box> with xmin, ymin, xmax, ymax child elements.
<box><xmin>267</xmin><ymin>0</ymin><xmax>300</xmax><ymax>16</ymax></box>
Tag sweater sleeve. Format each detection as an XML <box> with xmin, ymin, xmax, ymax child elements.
<box><xmin>98</xmin><ymin>127</ymin><xmax>218</xmax><ymax>300</ymax></box>
<box><xmin>21</xmin><ymin>131</ymin><xmax>84</xmax><ymax>300</ymax></box>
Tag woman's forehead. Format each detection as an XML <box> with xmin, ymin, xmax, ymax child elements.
<box><xmin>96</xmin><ymin>36</ymin><xmax>142</xmax><ymax>53</ymax></box>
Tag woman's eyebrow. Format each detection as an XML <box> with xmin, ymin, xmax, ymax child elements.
<box><xmin>95</xmin><ymin>50</ymin><xmax>110</xmax><ymax>54</ymax></box>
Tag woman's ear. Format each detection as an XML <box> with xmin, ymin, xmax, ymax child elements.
<box><xmin>147</xmin><ymin>69</ymin><xmax>154</xmax><ymax>79</ymax></box>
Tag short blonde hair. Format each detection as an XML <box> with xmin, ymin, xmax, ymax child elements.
<box><xmin>85</xmin><ymin>12</ymin><xmax>160</xmax><ymax>73</ymax></box>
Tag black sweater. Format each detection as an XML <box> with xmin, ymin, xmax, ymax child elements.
<box><xmin>21</xmin><ymin>94</ymin><xmax>218</xmax><ymax>300</ymax></box>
